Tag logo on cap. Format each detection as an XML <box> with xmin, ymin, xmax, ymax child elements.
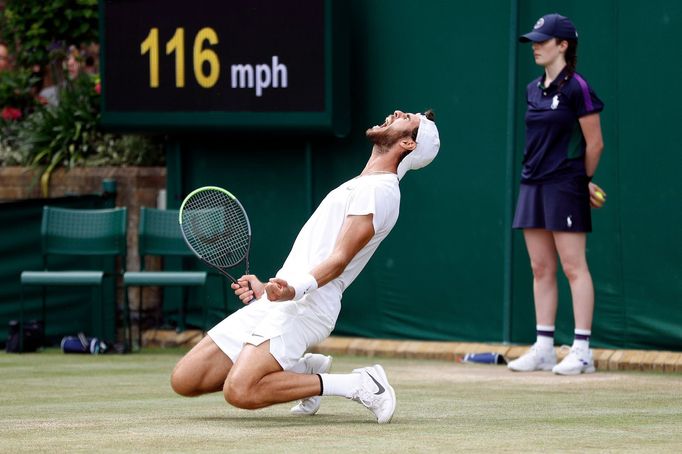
<box><xmin>533</xmin><ymin>18</ymin><xmax>545</xmax><ymax>29</ymax></box>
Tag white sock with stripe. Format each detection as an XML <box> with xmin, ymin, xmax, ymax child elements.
<box><xmin>573</xmin><ymin>328</ymin><xmax>591</xmax><ymax>351</ymax></box>
<box><xmin>535</xmin><ymin>324</ymin><xmax>555</xmax><ymax>351</ymax></box>
<box><xmin>320</xmin><ymin>373</ymin><xmax>362</xmax><ymax>398</ymax></box>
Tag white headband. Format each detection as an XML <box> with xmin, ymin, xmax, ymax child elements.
<box><xmin>397</xmin><ymin>114</ymin><xmax>440</xmax><ymax>180</ymax></box>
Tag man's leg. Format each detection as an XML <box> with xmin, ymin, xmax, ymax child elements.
<box><xmin>224</xmin><ymin>341</ymin><xmax>395</xmax><ymax>423</ymax></box>
<box><xmin>319</xmin><ymin>365</ymin><xmax>396</xmax><ymax>424</ymax></box>
<box><xmin>171</xmin><ymin>335</ymin><xmax>233</xmax><ymax>397</ymax></box>
<box><xmin>223</xmin><ymin>340</ymin><xmax>321</xmax><ymax>409</ymax></box>
<box><xmin>290</xmin><ymin>353</ymin><xmax>333</xmax><ymax>415</ymax></box>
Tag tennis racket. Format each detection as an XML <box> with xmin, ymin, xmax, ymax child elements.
<box><xmin>179</xmin><ymin>186</ymin><xmax>254</xmax><ymax>302</ymax></box>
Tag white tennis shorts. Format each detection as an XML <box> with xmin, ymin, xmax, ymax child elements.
<box><xmin>208</xmin><ymin>294</ymin><xmax>334</xmax><ymax>370</ymax></box>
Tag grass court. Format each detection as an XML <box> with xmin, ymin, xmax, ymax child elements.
<box><xmin>2</xmin><ymin>349</ymin><xmax>681</xmax><ymax>453</ymax></box>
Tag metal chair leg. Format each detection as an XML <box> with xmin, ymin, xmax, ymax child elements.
<box><xmin>122</xmin><ymin>284</ymin><xmax>132</xmax><ymax>352</ymax></box>
<box><xmin>19</xmin><ymin>285</ymin><xmax>25</xmax><ymax>353</ymax></box>
<box><xmin>138</xmin><ymin>286</ymin><xmax>143</xmax><ymax>351</ymax></box>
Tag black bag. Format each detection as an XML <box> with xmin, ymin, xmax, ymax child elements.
<box><xmin>5</xmin><ymin>319</ymin><xmax>44</xmax><ymax>353</ymax></box>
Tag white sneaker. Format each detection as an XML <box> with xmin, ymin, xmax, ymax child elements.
<box><xmin>350</xmin><ymin>365</ymin><xmax>396</xmax><ymax>424</ymax></box>
<box><xmin>552</xmin><ymin>347</ymin><xmax>595</xmax><ymax>375</ymax></box>
<box><xmin>290</xmin><ymin>353</ymin><xmax>333</xmax><ymax>416</ymax></box>
<box><xmin>507</xmin><ymin>345</ymin><xmax>557</xmax><ymax>372</ymax></box>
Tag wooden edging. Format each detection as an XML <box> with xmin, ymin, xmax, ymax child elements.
<box><xmin>143</xmin><ymin>331</ymin><xmax>682</xmax><ymax>373</ymax></box>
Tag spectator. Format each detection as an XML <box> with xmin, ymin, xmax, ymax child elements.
<box><xmin>37</xmin><ymin>64</ymin><xmax>60</xmax><ymax>107</ymax></box>
<box><xmin>66</xmin><ymin>45</ymin><xmax>82</xmax><ymax>80</ymax></box>
<box><xmin>0</xmin><ymin>42</ymin><xmax>12</xmax><ymax>72</ymax></box>
<box><xmin>82</xmin><ymin>43</ymin><xmax>99</xmax><ymax>75</ymax></box>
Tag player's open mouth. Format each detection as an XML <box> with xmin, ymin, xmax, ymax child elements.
<box><xmin>373</xmin><ymin>117</ymin><xmax>390</xmax><ymax>129</ymax></box>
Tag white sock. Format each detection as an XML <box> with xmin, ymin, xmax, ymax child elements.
<box><xmin>535</xmin><ymin>325</ymin><xmax>555</xmax><ymax>351</ymax></box>
<box><xmin>320</xmin><ymin>373</ymin><xmax>362</xmax><ymax>398</ymax></box>
<box><xmin>573</xmin><ymin>329</ymin><xmax>591</xmax><ymax>351</ymax></box>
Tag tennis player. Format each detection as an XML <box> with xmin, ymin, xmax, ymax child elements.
<box><xmin>508</xmin><ymin>14</ymin><xmax>605</xmax><ymax>375</ymax></box>
<box><xmin>171</xmin><ymin>109</ymin><xmax>440</xmax><ymax>423</ymax></box>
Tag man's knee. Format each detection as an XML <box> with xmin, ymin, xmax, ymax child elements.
<box><xmin>223</xmin><ymin>378</ymin><xmax>258</xmax><ymax>409</ymax></box>
<box><xmin>223</xmin><ymin>379</ymin><xmax>262</xmax><ymax>410</ymax></box>
<box><xmin>169</xmin><ymin>335</ymin><xmax>232</xmax><ymax>397</ymax></box>
<box><xmin>170</xmin><ymin>362</ymin><xmax>202</xmax><ymax>397</ymax></box>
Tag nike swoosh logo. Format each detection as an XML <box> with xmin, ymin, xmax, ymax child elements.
<box><xmin>366</xmin><ymin>372</ymin><xmax>385</xmax><ymax>395</ymax></box>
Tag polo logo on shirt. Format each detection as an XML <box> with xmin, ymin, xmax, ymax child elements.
<box><xmin>551</xmin><ymin>95</ymin><xmax>560</xmax><ymax>110</ymax></box>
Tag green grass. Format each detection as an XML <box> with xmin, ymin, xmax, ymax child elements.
<box><xmin>1</xmin><ymin>349</ymin><xmax>681</xmax><ymax>453</ymax></box>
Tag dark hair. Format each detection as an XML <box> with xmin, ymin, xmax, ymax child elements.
<box><xmin>411</xmin><ymin>108</ymin><xmax>436</xmax><ymax>140</ymax></box>
<box><xmin>555</xmin><ymin>38</ymin><xmax>577</xmax><ymax>92</ymax></box>
<box><xmin>555</xmin><ymin>38</ymin><xmax>578</xmax><ymax>74</ymax></box>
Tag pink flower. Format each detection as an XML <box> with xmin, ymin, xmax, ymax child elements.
<box><xmin>2</xmin><ymin>106</ymin><xmax>22</xmax><ymax>121</ymax></box>
<box><xmin>94</xmin><ymin>82</ymin><xmax>101</xmax><ymax>94</ymax></box>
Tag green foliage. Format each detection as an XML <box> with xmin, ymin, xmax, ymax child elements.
<box><xmin>0</xmin><ymin>0</ymin><xmax>99</xmax><ymax>67</ymax></box>
<box><xmin>0</xmin><ymin>0</ymin><xmax>164</xmax><ymax>175</ymax></box>
<box><xmin>85</xmin><ymin>134</ymin><xmax>165</xmax><ymax>167</ymax></box>
<box><xmin>0</xmin><ymin>68</ymin><xmax>40</xmax><ymax>115</ymax></box>
<box><xmin>0</xmin><ymin>120</ymin><xmax>26</xmax><ymax>165</ymax></box>
<box><xmin>14</xmin><ymin>74</ymin><xmax>163</xmax><ymax>172</ymax></box>
<box><xmin>18</xmin><ymin>74</ymin><xmax>101</xmax><ymax>172</ymax></box>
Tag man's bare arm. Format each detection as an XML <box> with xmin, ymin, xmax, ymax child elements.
<box><xmin>266</xmin><ymin>214</ymin><xmax>375</xmax><ymax>301</ymax></box>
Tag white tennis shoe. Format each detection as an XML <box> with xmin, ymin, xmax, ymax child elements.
<box><xmin>290</xmin><ymin>353</ymin><xmax>333</xmax><ymax>416</ymax></box>
<box><xmin>350</xmin><ymin>365</ymin><xmax>396</xmax><ymax>424</ymax></box>
<box><xmin>552</xmin><ymin>347</ymin><xmax>595</xmax><ymax>375</ymax></box>
<box><xmin>507</xmin><ymin>344</ymin><xmax>557</xmax><ymax>372</ymax></box>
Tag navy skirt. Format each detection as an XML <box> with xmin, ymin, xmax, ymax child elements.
<box><xmin>512</xmin><ymin>178</ymin><xmax>592</xmax><ymax>232</ymax></box>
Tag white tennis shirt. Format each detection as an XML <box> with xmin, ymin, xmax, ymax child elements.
<box><xmin>276</xmin><ymin>173</ymin><xmax>400</xmax><ymax>323</ymax></box>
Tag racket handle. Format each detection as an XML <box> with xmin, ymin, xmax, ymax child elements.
<box><xmin>245</xmin><ymin>281</ymin><xmax>255</xmax><ymax>304</ymax></box>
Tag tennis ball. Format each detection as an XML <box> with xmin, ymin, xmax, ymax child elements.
<box><xmin>594</xmin><ymin>190</ymin><xmax>605</xmax><ymax>207</ymax></box>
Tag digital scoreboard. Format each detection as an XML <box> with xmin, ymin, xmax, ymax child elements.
<box><xmin>100</xmin><ymin>0</ymin><xmax>348</xmax><ymax>135</ymax></box>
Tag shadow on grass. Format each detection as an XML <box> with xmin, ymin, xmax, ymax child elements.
<box><xmin>190</xmin><ymin>415</ymin><xmax>379</xmax><ymax>427</ymax></box>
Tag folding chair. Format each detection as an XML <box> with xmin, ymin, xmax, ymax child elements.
<box><xmin>123</xmin><ymin>207</ymin><xmax>214</xmax><ymax>350</ymax></box>
<box><xmin>20</xmin><ymin>206</ymin><xmax>127</xmax><ymax>352</ymax></box>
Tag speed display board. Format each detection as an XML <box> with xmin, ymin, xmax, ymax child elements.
<box><xmin>99</xmin><ymin>0</ymin><xmax>348</xmax><ymax>135</ymax></box>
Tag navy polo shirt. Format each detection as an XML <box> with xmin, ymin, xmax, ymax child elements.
<box><xmin>521</xmin><ymin>67</ymin><xmax>604</xmax><ymax>183</ymax></box>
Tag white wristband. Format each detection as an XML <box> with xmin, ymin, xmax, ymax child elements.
<box><xmin>290</xmin><ymin>273</ymin><xmax>318</xmax><ymax>301</ymax></box>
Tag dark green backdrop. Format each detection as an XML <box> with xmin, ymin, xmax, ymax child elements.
<box><xmin>163</xmin><ymin>0</ymin><xmax>682</xmax><ymax>350</ymax></box>
<box><xmin>2</xmin><ymin>1</ymin><xmax>679</xmax><ymax>351</ymax></box>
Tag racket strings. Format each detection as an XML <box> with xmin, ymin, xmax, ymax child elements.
<box><xmin>182</xmin><ymin>190</ymin><xmax>250</xmax><ymax>268</ymax></box>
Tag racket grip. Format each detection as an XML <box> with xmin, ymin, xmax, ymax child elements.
<box><xmin>246</xmin><ymin>281</ymin><xmax>255</xmax><ymax>304</ymax></box>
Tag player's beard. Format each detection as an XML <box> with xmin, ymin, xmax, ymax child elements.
<box><xmin>366</xmin><ymin>127</ymin><xmax>404</xmax><ymax>153</ymax></box>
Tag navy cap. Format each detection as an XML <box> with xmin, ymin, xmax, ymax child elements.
<box><xmin>519</xmin><ymin>14</ymin><xmax>578</xmax><ymax>43</ymax></box>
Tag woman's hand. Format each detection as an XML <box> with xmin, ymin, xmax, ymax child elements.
<box><xmin>230</xmin><ymin>275</ymin><xmax>264</xmax><ymax>304</ymax></box>
<box><xmin>589</xmin><ymin>181</ymin><xmax>607</xmax><ymax>208</ymax></box>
